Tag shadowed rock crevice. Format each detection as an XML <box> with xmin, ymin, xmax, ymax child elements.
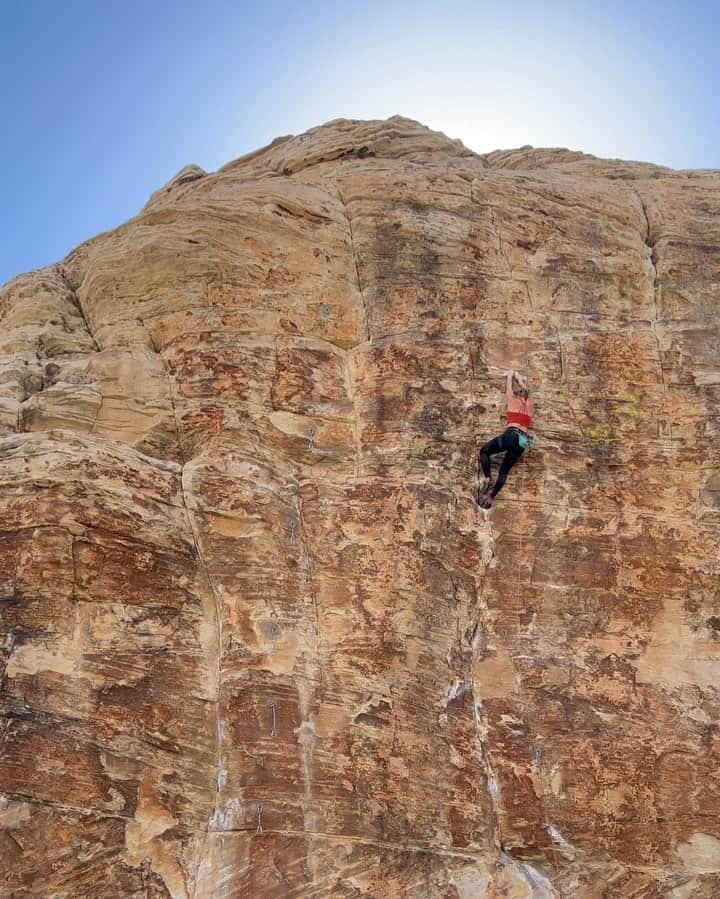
<box><xmin>630</xmin><ymin>185</ymin><xmax>667</xmax><ymax>395</ymax></box>
<box><xmin>338</xmin><ymin>188</ymin><xmax>372</xmax><ymax>344</ymax></box>
<box><xmin>57</xmin><ymin>264</ymin><xmax>101</xmax><ymax>352</ymax></box>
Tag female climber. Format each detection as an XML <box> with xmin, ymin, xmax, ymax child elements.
<box><xmin>478</xmin><ymin>369</ymin><xmax>533</xmax><ymax>509</ymax></box>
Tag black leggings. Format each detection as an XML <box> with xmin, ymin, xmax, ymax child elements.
<box><xmin>479</xmin><ymin>428</ymin><xmax>525</xmax><ymax>497</ymax></box>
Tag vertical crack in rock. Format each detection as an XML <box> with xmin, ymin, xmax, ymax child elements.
<box><xmin>448</xmin><ymin>503</ymin><xmax>508</xmax><ymax>861</ymax></box>
<box><xmin>631</xmin><ymin>187</ymin><xmax>666</xmax><ymax>393</ymax></box>
<box><xmin>57</xmin><ymin>265</ymin><xmax>100</xmax><ymax>352</ymax></box>
<box><xmin>178</xmin><ymin>464</ymin><xmax>224</xmax><ymax>898</ymax></box>
<box><xmin>472</xmin><ymin>696</ymin><xmax>504</xmax><ymax>852</ymax></box>
<box><xmin>295</xmin><ymin>489</ymin><xmax>324</xmax><ymax>698</ymax></box>
<box><xmin>139</xmin><ymin>317</ymin><xmax>186</xmax><ymax>464</ymax></box>
<box><xmin>509</xmin><ymin>547</ymin><xmax>563</xmax><ymax>890</ymax></box>
<box><xmin>295</xmin><ymin>490</ymin><xmax>321</xmax><ymax>647</ymax></box>
<box><xmin>343</xmin><ymin>349</ymin><xmax>361</xmax><ymax>478</ymax></box>
<box><xmin>637</xmin><ymin>192</ymin><xmax>660</xmax><ymax>291</ymax></box>
<box><xmin>164</xmin><ymin>367</ymin><xmax>186</xmax><ymax>464</ymax></box>
<box><xmin>467</xmin><ymin>348</ymin><xmax>484</xmax><ymax>490</ymax></box>
<box><xmin>338</xmin><ymin>189</ymin><xmax>372</xmax><ymax>342</ymax></box>
<box><xmin>490</xmin><ymin>209</ymin><xmax>512</xmax><ymax>278</ymax></box>
<box><xmin>471</xmin><ymin>509</ymin><xmax>561</xmax><ymax>887</ymax></box>
<box><xmin>293</xmin><ymin>486</ymin><xmax>325</xmax><ymax>837</ymax></box>
<box><xmin>466</xmin><ymin>541</ymin><xmax>506</xmax><ymax>857</ymax></box>
<box><xmin>0</xmin><ymin>717</ymin><xmax>13</xmax><ymax>756</ymax></box>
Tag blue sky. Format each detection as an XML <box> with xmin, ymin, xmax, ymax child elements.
<box><xmin>1</xmin><ymin>0</ymin><xmax>718</xmax><ymax>287</ymax></box>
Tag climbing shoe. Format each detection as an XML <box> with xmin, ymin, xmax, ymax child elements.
<box><xmin>480</xmin><ymin>493</ymin><xmax>494</xmax><ymax>510</ymax></box>
<box><xmin>477</xmin><ymin>478</ymin><xmax>493</xmax><ymax>504</ymax></box>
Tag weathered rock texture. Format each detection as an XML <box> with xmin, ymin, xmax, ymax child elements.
<box><xmin>1</xmin><ymin>117</ymin><xmax>720</xmax><ymax>897</ymax></box>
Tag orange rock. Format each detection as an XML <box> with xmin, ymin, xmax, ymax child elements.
<box><xmin>1</xmin><ymin>117</ymin><xmax>720</xmax><ymax>896</ymax></box>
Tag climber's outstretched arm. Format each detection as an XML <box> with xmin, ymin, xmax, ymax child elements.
<box><xmin>505</xmin><ymin>369</ymin><xmax>515</xmax><ymax>401</ymax></box>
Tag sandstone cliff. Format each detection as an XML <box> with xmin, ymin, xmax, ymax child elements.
<box><xmin>1</xmin><ymin>117</ymin><xmax>720</xmax><ymax>898</ymax></box>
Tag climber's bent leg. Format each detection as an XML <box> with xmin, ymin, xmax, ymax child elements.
<box><xmin>491</xmin><ymin>453</ymin><xmax>520</xmax><ymax>497</ymax></box>
<box><xmin>491</xmin><ymin>431</ymin><xmax>524</xmax><ymax>497</ymax></box>
<box><xmin>479</xmin><ymin>434</ymin><xmax>504</xmax><ymax>479</ymax></box>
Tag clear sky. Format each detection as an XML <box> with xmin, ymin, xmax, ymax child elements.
<box><xmin>1</xmin><ymin>0</ymin><xmax>718</xmax><ymax>287</ymax></box>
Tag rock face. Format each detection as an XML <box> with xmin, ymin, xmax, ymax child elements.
<box><xmin>1</xmin><ymin>116</ymin><xmax>720</xmax><ymax>897</ymax></box>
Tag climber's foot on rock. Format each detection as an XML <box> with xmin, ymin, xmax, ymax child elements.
<box><xmin>480</xmin><ymin>493</ymin><xmax>494</xmax><ymax>510</ymax></box>
<box><xmin>477</xmin><ymin>478</ymin><xmax>493</xmax><ymax>504</ymax></box>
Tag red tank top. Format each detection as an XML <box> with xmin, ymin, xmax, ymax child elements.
<box><xmin>506</xmin><ymin>395</ymin><xmax>533</xmax><ymax>430</ymax></box>
<box><xmin>507</xmin><ymin>409</ymin><xmax>532</xmax><ymax>429</ymax></box>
